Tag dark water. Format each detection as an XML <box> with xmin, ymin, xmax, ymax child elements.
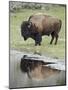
<box><xmin>9</xmin><ymin>50</ymin><xmax>66</xmax><ymax>88</ymax></box>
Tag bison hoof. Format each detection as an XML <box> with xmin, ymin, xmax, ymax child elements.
<box><xmin>50</xmin><ymin>42</ymin><xmax>52</xmax><ymax>45</ymax></box>
<box><xmin>54</xmin><ymin>43</ymin><xmax>57</xmax><ymax>45</ymax></box>
<box><xmin>35</xmin><ymin>43</ymin><xmax>41</xmax><ymax>46</ymax></box>
<box><xmin>39</xmin><ymin>43</ymin><xmax>41</xmax><ymax>46</ymax></box>
<box><xmin>35</xmin><ymin>44</ymin><xmax>37</xmax><ymax>46</ymax></box>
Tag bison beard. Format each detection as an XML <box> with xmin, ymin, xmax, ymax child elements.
<box><xmin>30</xmin><ymin>32</ymin><xmax>42</xmax><ymax>46</ymax></box>
<box><xmin>21</xmin><ymin>14</ymin><xmax>62</xmax><ymax>46</ymax></box>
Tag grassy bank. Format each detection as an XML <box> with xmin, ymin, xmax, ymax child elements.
<box><xmin>10</xmin><ymin>5</ymin><xmax>66</xmax><ymax>59</ymax></box>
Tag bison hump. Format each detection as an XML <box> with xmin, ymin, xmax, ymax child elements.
<box><xmin>29</xmin><ymin>15</ymin><xmax>45</xmax><ymax>32</ymax></box>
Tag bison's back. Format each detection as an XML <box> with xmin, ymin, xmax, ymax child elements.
<box><xmin>42</xmin><ymin>16</ymin><xmax>61</xmax><ymax>32</ymax></box>
<box><xmin>29</xmin><ymin>14</ymin><xmax>61</xmax><ymax>35</ymax></box>
<box><xmin>29</xmin><ymin>15</ymin><xmax>45</xmax><ymax>32</ymax></box>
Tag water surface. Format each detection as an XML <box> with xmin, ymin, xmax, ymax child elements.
<box><xmin>9</xmin><ymin>49</ymin><xmax>66</xmax><ymax>88</ymax></box>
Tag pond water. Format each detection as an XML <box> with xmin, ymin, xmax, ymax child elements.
<box><xmin>9</xmin><ymin>49</ymin><xmax>66</xmax><ymax>88</ymax></box>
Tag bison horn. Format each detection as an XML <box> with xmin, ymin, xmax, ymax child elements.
<box><xmin>28</xmin><ymin>22</ymin><xmax>32</xmax><ymax>28</ymax></box>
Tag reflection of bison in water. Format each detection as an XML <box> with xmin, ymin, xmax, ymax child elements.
<box><xmin>20</xmin><ymin>55</ymin><xmax>44</xmax><ymax>78</ymax></box>
<box><xmin>21</xmin><ymin>14</ymin><xmax>62</xmax><ymax>45</ymax></box>
<box><xmin>20</xmin><ymin>55</ymin><xmax>55</xmax><ymax>78</ymax></box>
<box><xmin>20</xmin><ymin>55</ymin><xmax>44</xmax><ymax>73</ymax></box>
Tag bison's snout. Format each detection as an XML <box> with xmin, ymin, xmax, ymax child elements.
<box><xmin>23</xmin><ymin>37</ymin><xmax>27</xmax><ymax>41</ymax></box>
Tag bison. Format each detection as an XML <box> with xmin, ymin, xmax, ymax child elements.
<box><xmin>21</xmin><ymin>14</ymin><xmax>62</xmax><ymax>46</ymax></box>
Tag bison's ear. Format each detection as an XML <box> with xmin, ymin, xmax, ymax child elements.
<box><xmin>28</xmin><ymin>22</ymin><xmax>32</xmax><ymax>28</ymax></box>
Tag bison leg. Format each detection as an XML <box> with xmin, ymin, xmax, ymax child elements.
<box><xmin>50</xmin><ymin>33</ymin><xmax>54</xmax><ymax>44</ymax></box>
<box><xmin>35</xmin><ymin>42</ymin><xmax>41</xmax><ymax>46</ymax></box>
<box><xmin>35</xmin><ymin>33</ymin><xmax>42</xmax><ymax>46</ymax></box>
<box><xmin>55</xmin><ymin>34</ymin><xmax>59</xmax><ymax>45</ymax></box>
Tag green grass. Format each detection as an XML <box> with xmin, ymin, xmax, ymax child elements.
<box><xmin>10</xmin><ymin>5</ymin><xmax>66</xmax><ymax>59</ymax></box>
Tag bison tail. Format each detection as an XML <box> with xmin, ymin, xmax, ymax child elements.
<box><xmin>59</xmin><ymin>20</ymin><xmax>62</xmax><ymax>30</ymax></box>
<box><xmin>28</xmin><ymin>15</ymin><xmax>33</xmax><ymax>22</ymax></box>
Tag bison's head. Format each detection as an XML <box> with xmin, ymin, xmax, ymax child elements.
<box><xmin>21</xmin><ymin>21</ymin><xmax>32</xmax><ymax>40</ymax></box>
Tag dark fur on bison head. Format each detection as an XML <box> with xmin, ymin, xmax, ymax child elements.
<box><xmin>21</xmin><ymin>20</ymin><xmax>42</xmax><ymax>45</ymax></box>
<box><xmin>21</xmin><ymin>21</ymin><xmax>32</xmax><ymax>40</ymax></box>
